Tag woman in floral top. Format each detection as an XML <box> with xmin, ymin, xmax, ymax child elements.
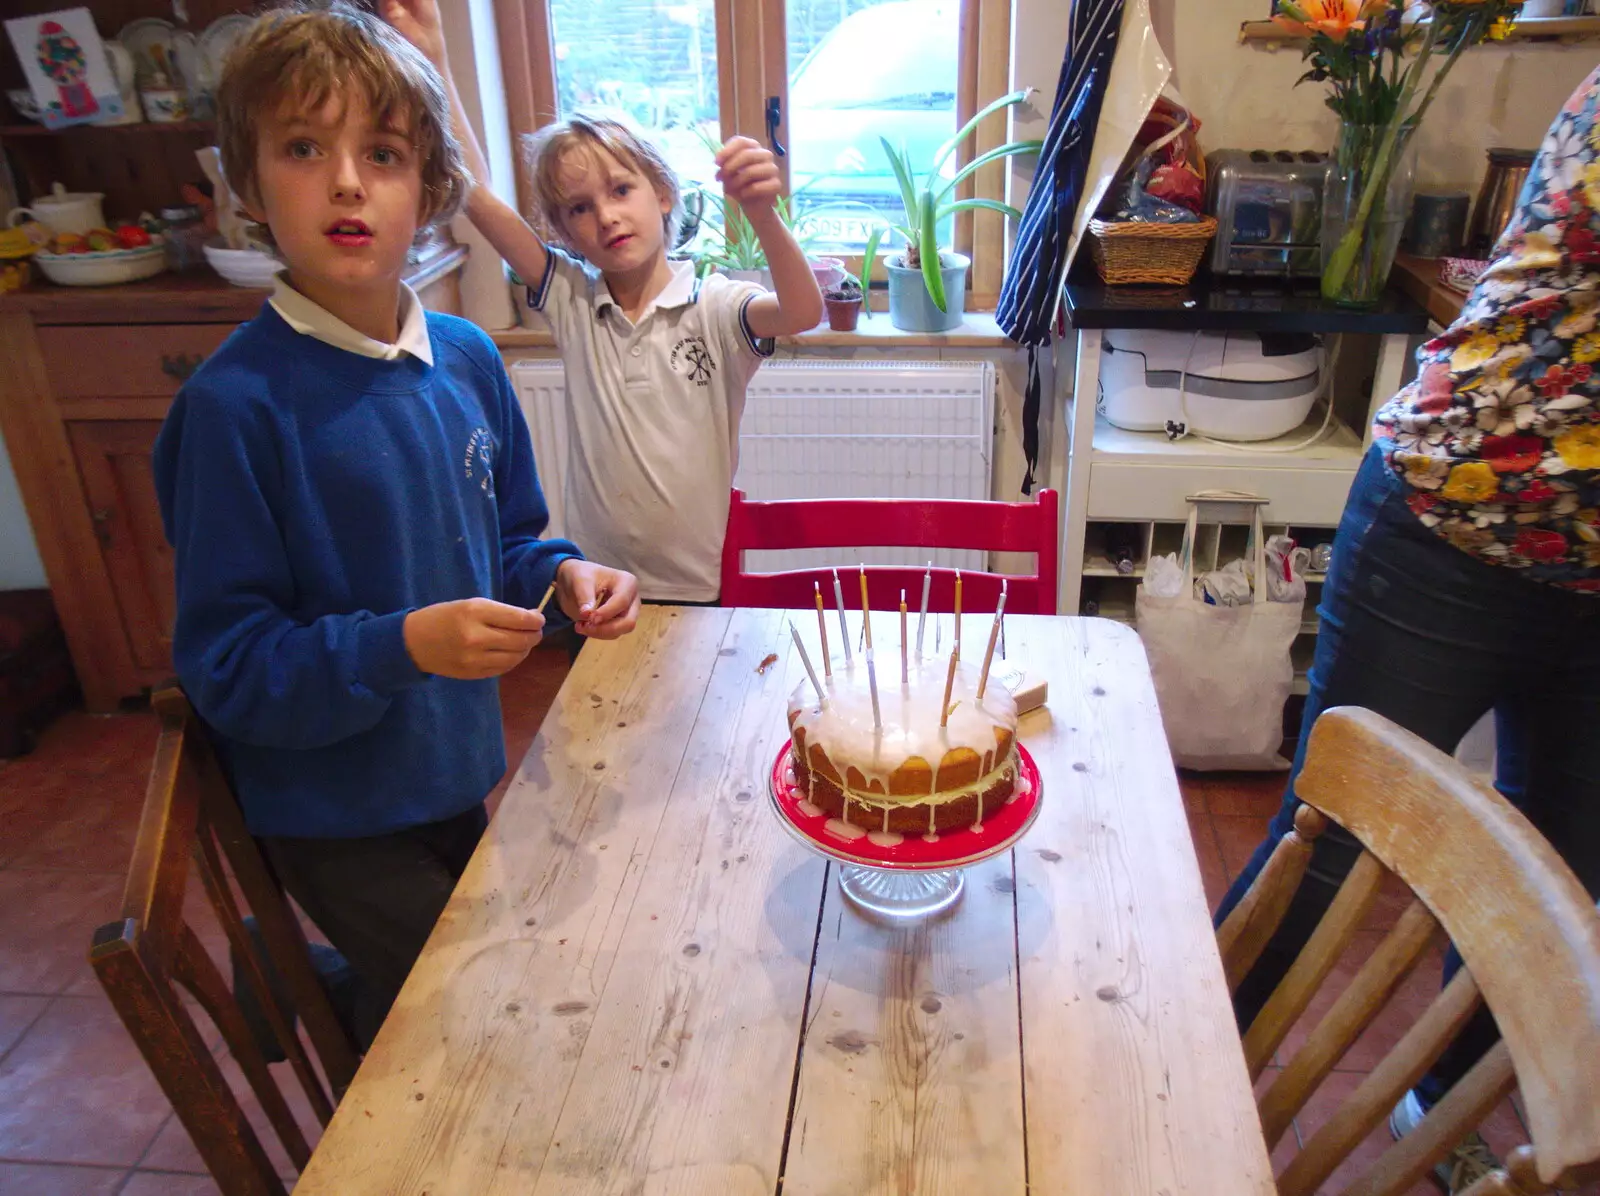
<box><xmin>1216</xmin><ymin>68</ymin><xmax>1600</xmax><ymax>1193</ymax></box>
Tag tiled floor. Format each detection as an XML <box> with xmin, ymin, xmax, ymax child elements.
<box><xmin>0</xmin><ymin>651</ymin><xmax>1580</xmax><ymax>1195</ymax></box>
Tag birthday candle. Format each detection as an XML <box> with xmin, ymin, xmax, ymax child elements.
<box><xmin>977</xmin><ymin>590</ymin><xmax>1006</xmax><ymax>701</ymax></box>
<box><xmin>814</xmin><ymin>580</ymin><xmax>831</xmax><ymax>678</ymax></box>
<box><xmin>899</xmin><ymin>590</ymin><xmax>908</xmax><ymax>686</ymax></box>
<box><xmin>858</xmin><ymin>566</ymin><xmax>873</xmax><ymax>650</ymax></box>
<box><xmin>790</xmin><ymin>621</ymin><xmax>826</xmax><ymax>704</ymax></box>
<box><xmin>831</xmin><ymin>568</ymin><xmax>852</xmax><ymax>666</ymax></box>
<box><xmin>916</xmin><ymin>562</ymin><xmax>931</xmax><ymax>657</ymax></box>
<box><xmin>1000</xmin><ymin>577</ymin><xmax>1008</xmax><ymax>659</ymax></box>
<box><xmin>954</xmin><ymin>571</ymin><xmax>963</xmax><ymax>657</ymax></box>
<box><xmin>940</xmin><ymin>648</ymin><xmax>959</xmax><ymax>728</ymax></box>
<box><xmin>864</xmin><ymin>649</ymin><xmax>882</xmax><ymax>732</ymax></box>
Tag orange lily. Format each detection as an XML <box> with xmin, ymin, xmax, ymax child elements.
<box><xmin>1274</xmin><ymin>0</ymin><xmax>1392</xmax><ymax>39</ymax></box>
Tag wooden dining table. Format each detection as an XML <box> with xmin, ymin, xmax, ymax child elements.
<box><xmin>292</xmin><ymin>605</ymin><xmax>1275</xmax><ymax>1194</ymax></box>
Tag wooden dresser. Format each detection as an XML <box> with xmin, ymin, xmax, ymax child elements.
<box><xmin>0</xmin><ymin>248</ymin><xmax>467</xmax><ymax>711</ymax></box>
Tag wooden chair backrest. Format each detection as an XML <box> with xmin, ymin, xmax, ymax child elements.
<box><xmin>88</xmin><ymin>687</ymin><xmax>359</xmax><ymax>1196</ymax></box>
<box><xmin>1216</xmin><ymin>706</ymin><xmax>1600</xmax><ymax>1196</ymax></box>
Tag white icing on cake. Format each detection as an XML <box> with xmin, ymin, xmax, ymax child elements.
<box><xmin>788</xmin><ymin>652</ymin><xmax>1018</xmax><ymax>804</ymax></box>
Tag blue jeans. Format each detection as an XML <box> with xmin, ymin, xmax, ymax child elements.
<box><xmin>1215</xmin><ymin>446</ymin><xmax>1600</xmax><ymax>1105</ymax></box>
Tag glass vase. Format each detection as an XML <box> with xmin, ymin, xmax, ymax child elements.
<box><xmin>1321</xmin><ymin>121</ymin><xmax>1418</xmax><ymax>308</ymax></box>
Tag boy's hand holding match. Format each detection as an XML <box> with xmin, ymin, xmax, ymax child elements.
<box><xmin>403</xmin><ymin>597</ymin><xmax>544</xmax><ymax>680</ymax></box>
<box><xmin>556</xmin><ymin>558</ymin><xmax>641</xmax><ymax>640</ymax></box>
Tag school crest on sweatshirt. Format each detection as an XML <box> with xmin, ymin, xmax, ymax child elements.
<box><xmin>463</xmin><ymin>426</ymin><xmax>495</xmax><ymax>496</ymax></box>
<box><xmin>669</xmin><ymin>335</ymin><xmax>717</xmax><ymax>387</ymax></box>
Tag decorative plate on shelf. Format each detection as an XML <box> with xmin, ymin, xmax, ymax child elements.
<box><xmin>116</xmin><ymin>17</ymin><xmax>176</xmax><ymax>82</ymax></box>
<box><xmin>197</xmin><ymin>15</ymin><xmax>253</xmax><ymax>92</ymax></box>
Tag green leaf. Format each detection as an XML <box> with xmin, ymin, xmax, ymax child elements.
<box><xmin>859</xmin><ymin>225</ymin><xmax>884</xmax><ymax>321</ymax></box>
<box><xmin>931</xmin><ymin>88</ymin><xmax>1033</xmax><ymax>176</ymax></box>
<box><xmin>918</xmin><ymin>187</ymin><xmax>945</xmax><ymax>312</ymax></box>
<box><xmin>936</xmin><ymin>197</ymin><xmax>1024</xmax><ymax>222</ymax></box>
<box><xmin>881</xmin><ymin>135</ymin><xmax>920</xmax><ymax>231</ymax></box>
<box><xmin>936</xmin><ymin>138</ymin><xmax>1044</xmax><ymax>201</ymax></box>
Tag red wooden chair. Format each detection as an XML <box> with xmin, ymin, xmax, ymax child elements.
<box><xmin>719</xmin><ymin>488</ymin><xmax>1059</xmax><ymax>614</ymax></box>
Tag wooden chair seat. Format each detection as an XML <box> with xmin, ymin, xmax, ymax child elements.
<box><xmin>88</xmin><ymin>687</ymin><xmax>360</xmax><ymax>1196</ymax></box>
<box><xmin>1217</xmin><ymin>706</ymin><xmax>1600</xmax><ymax>1196</ymax></box>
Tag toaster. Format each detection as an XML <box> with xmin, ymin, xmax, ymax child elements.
<box><xmin>1206</xmin><ymin>149</ymin><xmax>1335</xmax><ymax>278</ymax></box>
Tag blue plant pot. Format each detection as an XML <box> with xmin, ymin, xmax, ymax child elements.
<box><xmin>886</xmin><ymin>252</ymin><xmax>970</xmax><ymax>332</ymax></box>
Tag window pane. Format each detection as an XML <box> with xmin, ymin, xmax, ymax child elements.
<box><xmin>547</xmin><ymin>0</ymin><xmax>721</xmax><ymax>248</ymax></box>
<box><xmin>788</xmin><ymin>0</ymin><xmax>960</xmax><ymax>253</ymax></box>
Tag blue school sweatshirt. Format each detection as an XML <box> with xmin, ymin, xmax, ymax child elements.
<box><xmin>152</xmin><ymin>304</ymin><xmax>581</xmax><ymax>839</ymax></box>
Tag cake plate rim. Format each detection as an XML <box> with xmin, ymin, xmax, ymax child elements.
<box><xmin>765</xmin><ymin>740</ymin><xmax>1043</xmax><ymax>872</ymax></box>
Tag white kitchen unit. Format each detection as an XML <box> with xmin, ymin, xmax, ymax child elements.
<box><xmin>1058</xmin><ymin>276</ymin><xmax>1431</xmax><ymax>692</ymax></box>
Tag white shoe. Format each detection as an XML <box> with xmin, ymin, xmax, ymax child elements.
<box><xmin>1388</xmin><ymin>1089</ymin><xmax>1503</xmax><ymax>1193</ymax></box>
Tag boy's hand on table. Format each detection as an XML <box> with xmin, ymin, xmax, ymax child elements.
<box><xmin>556</xmin><ymin>559</ymin><xmax>641</xmax><ymax>640</ymax></box>
<box><xmin>403</xmin><ymin>598</ymin><xmax>543</xmax><ymax>679</ymax></box>
<box><xmin>715</xmin><ymin>137</ymin><xmax>782</xmax><ymax>218</ymax></box>
<box><xmin>379</xmin><ymin>0</ymin><xmax>448</xmax><ymax>68</ymax></box>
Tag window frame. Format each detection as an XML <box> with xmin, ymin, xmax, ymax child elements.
<box><xmin>495</xmin><ymin>0</ymin><xmax>1016</xmax><ymax>312</ymax></box>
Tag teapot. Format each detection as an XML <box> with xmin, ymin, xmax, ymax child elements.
<box><xmin>6</xmin><ymin>182</ymin><xmax>106</xmax><ymax>236</ymax></box>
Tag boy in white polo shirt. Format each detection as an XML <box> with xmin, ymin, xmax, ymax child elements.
<box><xmin>385</xmin><ymin>0</ymin><xmax>824</xmax><ymax>602</ymax></box>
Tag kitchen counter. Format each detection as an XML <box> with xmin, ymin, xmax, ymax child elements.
<box><xmin>1388</xmin><ymin>253</ymin><xmax>1468</xmax><ymax>329</ymax></box>
<box><xmin>1064</xmin><ymin>269</ymin><xmax>1429</xmax><ymax>335</ymax></box>
<box><xmin>0</xmin><ymin>243</ymin><xmax>468</xmax><ymax>325</ymax></box>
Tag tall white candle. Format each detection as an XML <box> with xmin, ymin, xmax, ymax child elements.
<box><xmin>831</xmin><ymin>568</ymin><xmax>852</xmax><ymax>666</ymax></box>
<box><xmin>916</xmin><ymin>561</ymin><xmax>931</xmax><ymax>657</ymax></box>
<box><xmin>790</xmin><ymin>622</ymin><xmax>826</xmax><ymax>704</ymax></box>
<box><xmin>864</xmin><ymin>650</ymin><xmax>882</xmax><ymax>732</ymax></box>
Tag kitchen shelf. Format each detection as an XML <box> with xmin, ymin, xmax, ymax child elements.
<box><xmin>0</xmin><ymin>120</ymin><xmax>215</xmax><ymax>137</ymax></box>
<box><xmin>1240</xmin><ymin>15</ymin><xmax>1600</xmax><ymax>44</ymax></box>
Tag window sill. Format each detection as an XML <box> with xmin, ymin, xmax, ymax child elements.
<box><xmin>489</xmin><ymin>311</ymin><xmax>1014</xmax><ymax>352</ymax></box>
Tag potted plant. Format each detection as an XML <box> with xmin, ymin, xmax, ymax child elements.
<box><xmin>823</xmin><ymin>277</ymin><xmax>862</xmax><ymax>331</ymax></box>
<box><xmin>877</xmin><ymin>89</ymin><xmax>1042</xmax><ymax>332</ymax></box>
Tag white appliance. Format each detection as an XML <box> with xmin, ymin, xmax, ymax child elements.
<box><xmin>511</xmin><ymin>358</ymin><xmax>995</xmax><ymax>572</ymax></box>
<box><xmin>1097</xmin><ymin>329</ymin><xmax>1322</xmax><ymax>442</ymax></box>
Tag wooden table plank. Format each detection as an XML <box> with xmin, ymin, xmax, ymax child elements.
<box><xmin>1013</xmin><ymin>617</ymin><xmax>1276</xmax><ymax>1195</ymax></box>
<box><xmin>529</xmin><ymin>608</ymin><xmax>825</xmax><ymax>1195</ymax></box>
<box><xmin>782</xmin><ymin>850</ymin><xmax>1026</xmax><ymax>1195</ymax></box>
<box><xmin>295</xmin><ymin>607</ymin><xmax>755</xmax><ymax>1193</ymax></box>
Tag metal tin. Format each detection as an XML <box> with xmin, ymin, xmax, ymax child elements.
<box><xmin>1404</xmin><ymin>189</ymin><xmax>1470</xmax><ymax>258</ymax></box>
<box><xmin>1467</xmin><ymin>148</ymin><xmax>1536</xmax><ymax>258</ymax></box>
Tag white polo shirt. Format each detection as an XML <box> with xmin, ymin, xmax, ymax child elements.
<box><xmin>528</xmin><ymin>249</ymin><xmax>773</xmax><ymax>602</ymax></box>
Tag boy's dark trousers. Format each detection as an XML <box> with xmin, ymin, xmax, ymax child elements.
<box><xmin>252</xmin><ymin>803</ymin><xmax>489</xmax><ymax>1052</ymax></box>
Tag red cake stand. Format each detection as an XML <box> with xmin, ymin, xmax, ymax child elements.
<box><xmin>767</xmin><ymin>741</ymin><xmax>1043</xmax><ymax>922</ymax></box>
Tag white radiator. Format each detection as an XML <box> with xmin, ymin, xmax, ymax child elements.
<box><xmin>511</xmin><ymin>358</ymin><xmax>995</xmax><ymax>572</ymax></box>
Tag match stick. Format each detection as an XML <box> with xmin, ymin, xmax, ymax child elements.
<box><xmin>858</xmin><ymin>566</ymin><xmax>873</xmax><ymax>651</ymax></box>
<box><xmin>916</xmin><ymin>562</ymin><xmax>931</xmax><ymax>657</ymax></box>
<box><xmin>790</xmin><ymin>622</ymin><xmax>826</xmax><ymax>704</ymax></box>
<box><xmin>954</xmin><ymin>571</ymin><xmax>963</xmax><ymax>657</ymax></box>
<box><xmin>940</xmin><ymin>648</ymin><xmax>959</xmax><ymax>728</ymax></box>
<box><xmin>535</xmin><ymin>582</ymin><xmax>556</xmax><ymax>614</ymax></box>
<box><xmin>899</xmin><ymin>590</ymin><xmax>908</xmax><ymax>686</ymax></box>
<box><xmin>831</xmin><ymin>568</ymin><xmax>852</xmax><ymax>666</ymax></box>
<box><xmin>813</xmin><ymin>581</ymin><xmax>831</xmax><ymax>678</ymax></box>
<box><xmin>865</xmin><ymin>650</ymin><xmax>882</xmax><ymax>732</ymax></box>
<box><xmin>977</xmin><ymin>590</ymin><xmax>1006</xmax><ymax>700</ymax></box>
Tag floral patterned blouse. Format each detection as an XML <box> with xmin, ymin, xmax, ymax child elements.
<box><xmin>1374</xmin><ymin>66</ymin><xmax>1600</xmax><ymax>592</ymax></box>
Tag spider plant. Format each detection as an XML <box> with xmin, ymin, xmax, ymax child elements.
<box><xmin>881</xmin><ymin>88</ymin><xmax>1042</xmax><ymax>312</ymax></box>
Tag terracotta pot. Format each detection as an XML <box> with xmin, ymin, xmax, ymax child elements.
<box><xmin>824</xmin><ymin>294</ymin><xmax>862</xmax><ymax>331</ymax></box>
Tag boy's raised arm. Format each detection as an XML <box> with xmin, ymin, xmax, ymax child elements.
<box><xmin>381</xmin><ymin>0</ymin><xmax>551</xmax><ymax>290</ymax></box>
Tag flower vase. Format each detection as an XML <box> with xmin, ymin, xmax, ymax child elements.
<box><xmin>1321</xmin><ymin>121</ymin><xmax>1418</xmax><ymax>308</ymax></box>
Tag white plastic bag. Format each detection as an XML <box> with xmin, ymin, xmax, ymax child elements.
<box><xmin>1264</xmin><ymin>535</ymin><xmax>1310</xmax><ymax>605</ymax></box>
<box><xmin>1144</xmin><ymin>551</ymin><xmax>1185</xmax><ymax>598</ymax></box>
<box><xmin>1136</xmin><ymin>499</ymin><xmax>1304</xmax><ymax>771</ymax></box>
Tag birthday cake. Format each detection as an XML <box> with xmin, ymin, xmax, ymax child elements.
<box><xmin>786</xmin><ymin>653</ymin><xmax>1020</xmax><ymax>840</ymax></box>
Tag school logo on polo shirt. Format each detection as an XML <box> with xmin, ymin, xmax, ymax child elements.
<box><xmin>669</xmin><ymin>335</ymin><xmax>716</xmax><ymax>386</ymax></box>
<box><xmin>463</xmin><ymin>426</ymin><xmax>495</xmax><ymax>496</ymax></box>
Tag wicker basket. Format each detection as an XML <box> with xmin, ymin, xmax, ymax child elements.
<box><xmin>1086</xmin><ymin>216</ymin><xmax>1217</xmax><ymax>286</ymax></box>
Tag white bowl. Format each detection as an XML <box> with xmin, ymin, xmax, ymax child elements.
<box><xmin>7</xmin><ymin>89</ymin><xmax>42</xmax><ymax>122</ymax></box>
<box><xmin>204</xmin><ymin>243</ymin><xmax>280</xmax><ymax>288</ymax></box>
<box><xmin>34</xmin><ymin>243</ymin><xmax>167</xmax><ymax>286</ymax></box>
